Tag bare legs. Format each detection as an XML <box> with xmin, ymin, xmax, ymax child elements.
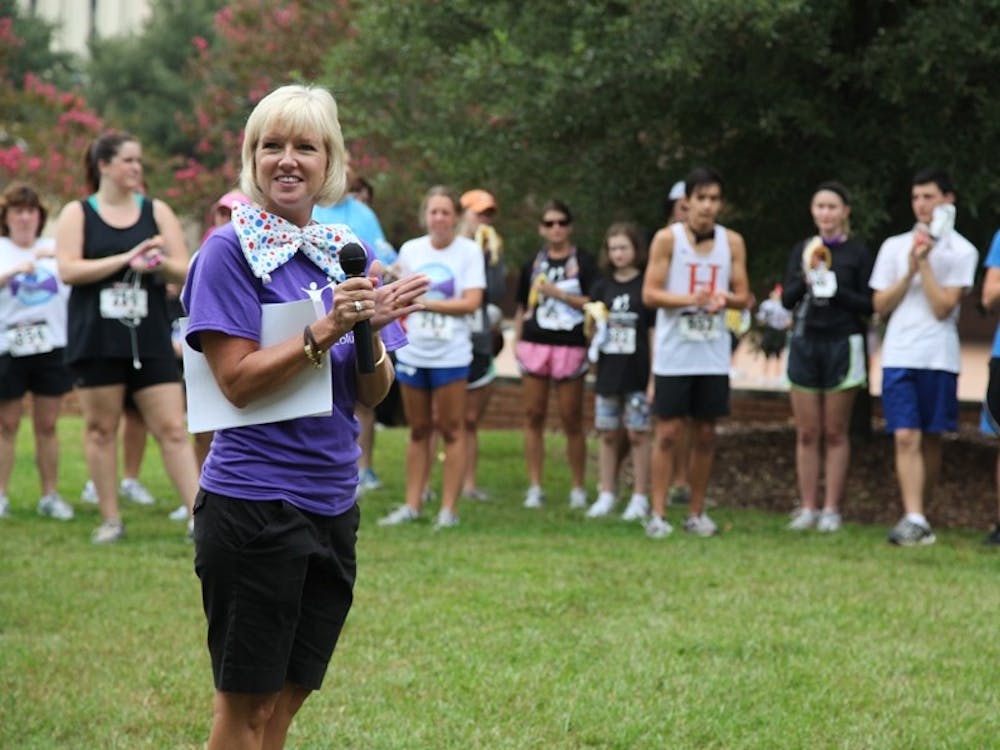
<box><xmin>462</xmin><ymin>383</ymin><xmax>492</xmax><ymax>494</ymax></box>
<box><xmin>208</xmin><ymin>684</ymin><xmax>311</xmax><ymax>750</ymax></box>
<box><xmin>521</xmin><ymin>375</ymin><xmax>586</xmax><ymax>493</ymax></box>
<box><xmin>790</xmin><ymin>388</ymin><xmax>857</xmax><ymax>513</ymax></box>
<box><xmin>401</xmin><ymin>380</ymin><xmax>467</xmax><ymax>516</ymax></box>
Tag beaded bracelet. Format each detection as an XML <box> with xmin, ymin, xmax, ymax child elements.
<box><xmin>303</xmin><ymin>325</ymin><xmax>324</xmax><ymax>368</ymax></box>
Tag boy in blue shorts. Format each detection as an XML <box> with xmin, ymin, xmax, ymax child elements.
<box><xmin>869</xmin><ymin>168</ymin><xmax>978</xmax><ymax>545</ymax></box>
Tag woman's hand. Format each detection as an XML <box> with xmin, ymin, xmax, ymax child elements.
<box><xmin>125</xmin><ymin>235</ymin><xmax>164</xmax><ymax>272</ymax></box>
<box><xmin>369</xmin><ymin>260</ymin><xmax>429</xmax><ymax>331</ymax></box>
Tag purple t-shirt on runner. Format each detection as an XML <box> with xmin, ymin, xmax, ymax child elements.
<box><xmin>182</xmin><ymin>223</ymin><xmax>404</xmax><ymax>516</ymax></box>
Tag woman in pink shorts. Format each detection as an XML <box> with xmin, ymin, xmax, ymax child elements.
<box><xmin>514</xmin><ymin>200</ymin><xmax>597</xmax><ymax>509</ymax></box>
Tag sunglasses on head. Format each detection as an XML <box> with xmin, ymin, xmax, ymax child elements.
<box><xmin>541</xmin><ymin>218</ymin><xmax>571</xmax><ymax>228</ymax></box>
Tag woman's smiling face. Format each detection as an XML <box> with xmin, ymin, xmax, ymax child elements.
<box><xmin>254</xmin><ymin>123</ymin><xmax>328</xmax><ymax>226</ymax></box>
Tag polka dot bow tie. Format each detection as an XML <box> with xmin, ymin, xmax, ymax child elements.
<box><xmin>231</xmin><ymin>202</ymin><xmax>363</xmax><ymax>284</ymax></box>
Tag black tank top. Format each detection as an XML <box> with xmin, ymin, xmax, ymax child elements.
<box><xmin>65</xmin><ymin>197</ymin><xmax>174</xmax><ymax>364</ymax></box>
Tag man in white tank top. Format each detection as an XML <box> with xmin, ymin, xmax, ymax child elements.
<box><xmin>641</xmin><ymin>167</ymin><xmax>751</xmax><ymax>538</ymax></box>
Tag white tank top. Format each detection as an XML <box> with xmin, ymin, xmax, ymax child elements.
<box><xmin>652</xmin><ymin>222</ymin><xmax>733</xmax><ymax>376</ymax></box>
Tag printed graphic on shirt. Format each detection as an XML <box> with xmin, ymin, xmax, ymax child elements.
<box><xmin>9</xmin><ymin>269</ymin><xmax>60</xmax><ymax>306</ymax></box>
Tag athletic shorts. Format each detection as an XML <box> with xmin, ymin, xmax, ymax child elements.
<box><xmin>595</xmin><ymin>392</ymin><xmax>651</xmax><ymax>432</ymax></box>
<box><xmin>70</xmin><ymin>357</ymin><xmax>180</xmax><ymax>395</ymax></box>
<box><xmin>0</xmin><ymin>349</ymin><xmax>73</xmax><ymax>400</ymax></box>
<box><xmin>786</xmin><ymin>333</ymin><xmax>866</xmax><ymax>392</ymax></box>
<box><xmin>467</xmin><ymin>352</ymin><xmax>497</xmax><ymax>390</ymax></box>
<box><xmin>394</xmin><ymin>362</ymin><xmax>469</xmax><ymax>390</ymax></box>
<box><xmin>653</xmin><ymin>374</ymin><xmax>729</xmax><ymax>420</ymax></box>
<box><xmin>760</xmin><ymin>327</ymin><xmax>787</xmax><ymax>358</ymax></box>
<box><xmin>193</xmin><ymin>490</ymin><xmax>359</xmax><ymax>694</ymax></box>
<box><xmin>881</xmin><ymin>367</ymin><xmax>957</xmax><ymax>434</ymax></box>
<box><xmin>515</xmin><ymin>341</ymin><xmax>588</xmax><ymax>381</ymax></box>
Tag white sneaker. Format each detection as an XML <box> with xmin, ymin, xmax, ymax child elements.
<box><xmin>461</xmin><ymin>487</ymin><xmax>490</xmax><ymax>502</ymax></box>
<box><xmin>683</xmin><ymin>513</ymin><xmax>718</xmax><ymax>537</ymax></box>
<box><xmin>523</xmin><ymin>485</ymin><xmax>544</xmax><ymax>509</ymax></box>
<box><xmin>186</xmin><ymin>517</ymin><xmax>195</xmax><ymax>540</ymax></box>
<box><xmin>91</xmin><ymin>518</ymin><xmax>125</xmax><ymax>544</ymax></box>
<box><xmin>568</xmin><ymin>487</ymin><xmax>587</xmax><ymax>510</ymax></box>
<box><xmin>378</xmin><ymin>505</ymin><xmax>420</xmax><ymax>526</ymax></box>
<box><xmin>645</xmin><ymin>515</ymin><xmax>674</xmax><ymax>539</ymax></box>
<box><xmin>0</xmin><ymin>494</ymin><xmax>9</xmax><ymax>518</ymax></box>
<box><xmin>621</xmin><ymin>494</ymin><xmax>649</xmax><ymax>522</ymax></box>
<box><xmin>120</xmin><ymin>478</ymin><xmax>155</xmax><ymax>506</ymax></box>
<box><xmin>817</xmin><ymin>510</ymin><xmax>842</xmax><ymax>533</ymax></box>
<box><xmin>788</xmin><ymin>507</ymin><xmax>819</xmax><ymax>531</ymax></box>
<box><xmin>38</xmin><ymin>492</ymin><xmax>74</xmax><ymax>521</ymax></box>
<box><xmin>434</xmin><ymin>508</ymin><xmax>459</xmax><ymax>529</ymax></box>
<box><xmin>586</xmin><ymin>492</ymin><xmax>616</xmax><ymax>518</ymax></box>
<box><xmin>80</xmin><ymin>480</ymin><xmax>98</xmax><ymax>504</ymax></box>
<box><xmin>168</xmin><ymin>505</ymin><xmax>189</xmax><ymax>522</ymax></box>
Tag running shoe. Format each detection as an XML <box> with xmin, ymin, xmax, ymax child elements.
<box><xmin>788</xmin><ymin>507</ymin><xmax>819</xmax><ymax>531</ymax></box>
<box><xmin>586</xmin><ymin>492</ymin><xmax>616</xmax><ymax>518</ymax></box>
<box><xmin>378</xmin><ymin>505</ymin><xmax>420</xmax><ymax>526</ymax></box>
<box><xmin>358</xmin><ymin>468</ymin><xmax>383</xmax><ymax>492</ymax></box>
<box><xmin>568</xmin><ymin>487</ymin><xmax>588</xmax><ymax>510</ymax></box>
<box><xmin>38</xmin><ymin>492</ymin><xmax>74</xmax><ymax>521</ymax></box>
<box><xmin>683</xmin><ymin>513</ymin><xmax>719</xmax><ymax>537</ymax></box>
<box><xmin>816</xmin><ymin>510</ymin><xmax>842</xmax><ymax>533</ymax></box>
<box><xmin>434</xmin><ymin>508</ymin><xmax>459</xmax><ymax>529</ymax></box>
<box><xmin>91</xmin><ymin>518</ymin><xmax>125</xmax><ymax>544</ymax></box>
<box><xmin>461</xmin><ymin>487</ymin><xmax>490</xmax><ymax>501</ymax></box>
<box><xmin>983</xmin><ymin>523</ymin><xmax>1000</xmax><ymax>546</ymax></box>
<box><xmin>0</xmin><ymin>494</ymin><xmax>9</xmax><ymax>518</ymax></box>
<box><xmin>621</xmin><ymin>494</ymin><xmax>649</xmax><ymax>522</ymax></box>
<box><xmin>168</xmin><ymin>505</ymin><xmax>189</xmax><ymax>522</ymax></box>
<box><xmin>644</xmin><ymin>515</ymin><xmax>674</xmax><ymax>539</ymax></box>
<box><xmin>523</xmin><ymin>485</ymin><xmax>544</xmax><ymax>509</ymax></box>
<box><xmin>80</xmin><ymin>480</ymin><xmax>98</xmax><ymax>504</ymax></box>
<box><xmin>887</xmin><ymin>518</ymin><xmax>935</xmax><ymax>546</ymax></box>
<box><xmin>120</xmin><ymin>478</ymin><xmax>155</xmax><ymax>505</ymax></box>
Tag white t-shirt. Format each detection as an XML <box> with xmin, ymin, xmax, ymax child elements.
<box><xmin>869</xmin><ymin>229</ymin><xmax>978</xmax><ymax>372</ymax></box>
<box><xmin>652</xmin><ymin>223</ymin><xmax>733</xmax><ymax>376</ymax></box>
<box><xmin>395</xmin><ymin>234</ymin><xmax>486</xmax><ymax>368</ymax></box>
<box><xmin>0</xmin><ymin>237</ymin><xmax>70</xmax><ymax>356</ymax></box>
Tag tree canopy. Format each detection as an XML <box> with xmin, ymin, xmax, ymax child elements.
<box><xmin>3</xmin><ymin>0</ymin><xmax>1000</xmax><ymax>286</ymax></box>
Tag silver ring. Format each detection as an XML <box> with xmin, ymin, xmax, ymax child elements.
<box><xmin>354</xmin><ymin>300</ymin><xmax>362</xmax><ymax>313</ymax></box>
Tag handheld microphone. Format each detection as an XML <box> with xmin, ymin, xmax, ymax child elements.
<box><xmin>338</xmin><ymin>242</ymin><xmax>374</xmax><ymax>373</ymax></box>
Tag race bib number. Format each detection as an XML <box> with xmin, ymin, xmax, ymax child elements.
<box><xmin>100</xmin><ymin>285</ymin><xmax>148</xmax><ymax>320</ymax></box>
<box><xmin>6</xmin><ymin>322</ymin><xmax>53</xmax><ymax>357</ymax></box>
<box><xmin>602</xmin><ymin>319</ymin><xmax>637</xmax><ymax>355</ymax></box>
<box><xmin>410</xmin><ymin>311</ymin><xmax>454</xmax><ymax>341</ymax></box>
<box><xmin>679</xmin><ymin>311</ymin><xmax>723</xmax><ymax>342</ymax></box>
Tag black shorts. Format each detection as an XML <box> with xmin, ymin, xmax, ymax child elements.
<box><xmin>69</xmin><ymin>356</ymin><xmax>180</xmax><ymax>398</ymax></box>
<box><xmin>0</xmin><ymin>349</ymin><xmax>74</xmax><ymax>400</ymax></box>
<box><xmin>760</xmin><ymin>327</ymin><xmax>787</xmax><ymax>357</ymax></box>
<box><xmin>653</xmin><ymin>374</ymin><xmax>730</xmax><ymax>420</ymax></box>
<box><xmin>193</xmin><ymin>490</ymin><xmax>359</xmax><ymax>694</ymax></box>
<box><xmin>786</xmin><ymin>333</ymin><xmax>866</xmax><ymax>392</ymax></box>
<box><xmin>467</xmin><ymin>352</ymin><xmax>496</xmax><ymax>390</ymax></box>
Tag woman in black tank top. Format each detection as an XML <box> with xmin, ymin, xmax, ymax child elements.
<box><xmin>54</xmin><ymin>132</ymin><xmax>200</xmax><ymax>544</ymax></box>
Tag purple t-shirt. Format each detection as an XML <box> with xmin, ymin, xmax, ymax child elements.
<box><xmin>182</xmin><ymin>223</ymin><xmax>403</xmax><ymax>516</ymax></box>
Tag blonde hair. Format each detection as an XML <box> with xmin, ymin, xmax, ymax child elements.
<box><xmin>239</xmin><ymin>84</ymin><xmax>348</xmax><ymax>208</ymax></box>
<box><xmin>418</xmin><ymin>185</ymin><xmax>461</xmax><ymax>230</ymax></box>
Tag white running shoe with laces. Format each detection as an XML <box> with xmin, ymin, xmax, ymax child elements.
<box><xmin>787</xmin><ymin>507</ymin><xmax>819</xmax><ymax>531</ymax></box>
<box><xmin>586</xmin><ymin>492</ymin><xmax>616</xmax><ymax>518</ymax></box>
<box><xmin>378</xmin><ymin>505</ymin><xmax>420</xmax><ymax>526</ymax></box>
<box><xmin>91</xmin><ymin>518</ymin><xmax>125</xmax><ymax>544</ymax></box>
<box><xmin>38</xmin><ymin>492</ymin><xmax>74</xmax><ymax>521</ymax></box>
<box><xmin>645</xmin><ymin>515</ymin><xmax>674</xmax><ymax>539</ymax></box>
<box><xmin>80</xmin><ymin>480</ymin><xmax>98</xmax><ymax>504</ymax></box>
<box><xmin>683</xmin><ymin>513</ymin><xmax>719</xmax><ymax>537</ymax></box>
<box><xmin>168</xmin><ymin>505</ymin><xmax>189</xmax><ymax>522</ymax></box>
<box><xmin>120</xmin><ymin>478</ymin><xmax>155</xmax><ymax>505</ymax></box>
<box><xmin>523</xmin><ymin>485</ymin><xmax>544</xmax><ymax>509</ymax></box>
<box><xmin>434</xmin><ymin>508</ymin><xmax>459</xmax><ymax>529</ymax></box>
<box><xmin>621</xmin><ymin>494</ymin><xmax>649</xmax><ymax>522</ymax></box>
<box><xmin>568</xmin><ymin>487</ymin><xmax>588</xmax><ymax>510</ymax></box>
<box><xmin>817</xmin><ymin>510</ymin><xmax>842</xmax><ymax>533</ymax></box>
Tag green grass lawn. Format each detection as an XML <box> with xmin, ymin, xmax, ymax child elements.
<box><xmin>2</xmin><ymin>418</ymin><xmax>1000</xmax><ymax>749</ymax></box>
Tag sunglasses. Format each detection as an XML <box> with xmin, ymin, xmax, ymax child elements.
<box><xmin>541</xmin><ymin>218</ymin><xmax>571</xmax><ymax>228</ymax></box>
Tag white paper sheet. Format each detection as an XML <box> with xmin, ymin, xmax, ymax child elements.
<box><xmin>181</xmin><ymin>299</ymin><xmax>333</xmax><ymax>432</ymax></box>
